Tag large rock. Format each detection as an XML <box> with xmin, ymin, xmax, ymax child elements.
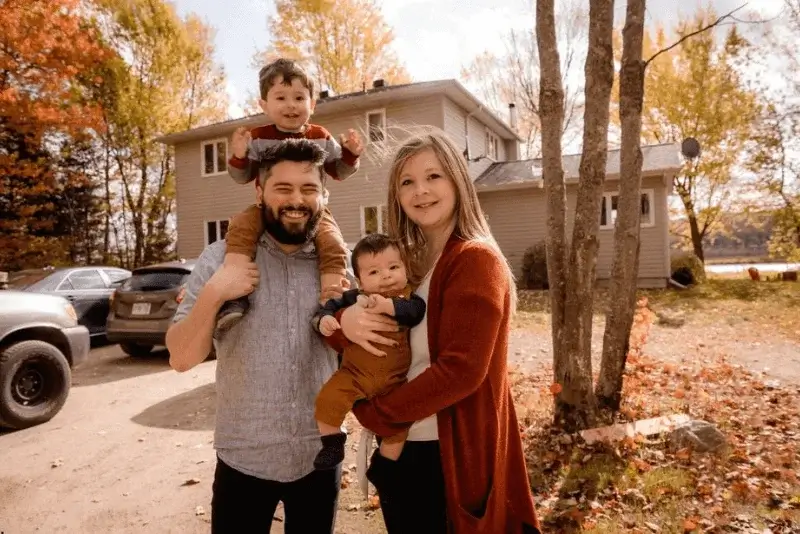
<box><xmin>667</xmin><ymin>419</ymin><xmax>726</xmax><ymax>453</ymax></box>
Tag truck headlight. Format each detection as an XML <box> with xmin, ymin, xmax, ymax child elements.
<box><xmin>64</xmin><ymin>303</ymin><xmax>78</xmax><ymax>324</ymax></box>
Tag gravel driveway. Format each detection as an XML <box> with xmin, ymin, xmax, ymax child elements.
<box><xmin>1</xmin><ymin>318</ymin><xmax>797</xmax><ymax>533</ymax></box>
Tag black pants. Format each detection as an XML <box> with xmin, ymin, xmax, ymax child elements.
<box><xmin>367</xmin><ymin>440</ymin><xmax>448</xmax><ymax>534</ymax></box>
<box><xmin>211</xmin><ymin>456</ymin><xmax>340</xmax><ymax>533</ymax></box>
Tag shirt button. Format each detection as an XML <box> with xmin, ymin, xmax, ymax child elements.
<box><xmin>292</xmin><ymin>365</ymin><xmax>297</xmax><ymax>371</ymax></box>
<box><xmin>291</xmin><ymin>402</ymin><xmax>297</xmax><ymax>408</ymax></box>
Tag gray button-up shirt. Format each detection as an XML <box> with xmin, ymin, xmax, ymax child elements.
<box><xmin>173</xmin><ymin>234</ymin><xmax>350</xmax><ymax>482</ymax></box>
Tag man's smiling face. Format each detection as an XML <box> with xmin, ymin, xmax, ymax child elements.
<box><xmin>257</xmin><ymin>159</ymin><xmax>325</xmax><ymax>247</ymax></box>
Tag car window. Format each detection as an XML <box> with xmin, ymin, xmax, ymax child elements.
<box><xmin>123</xmin><ymin>271</ymin><xmax>188</xmax><ymax>291</ymax></box>
<box><xmin>65</xmin><ymin>269</ymin><xmax>107</xmax><ymax>290</ymax></box>
<box><xmin>103</xmin><ymin>269</ymin><xmax>130</xmax><ymax>284</ymax></box>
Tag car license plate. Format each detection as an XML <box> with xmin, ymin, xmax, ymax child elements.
<box><xmin>131</xmin><ymin>302</ymin><xmax>151</xmax><ymax>315</ymax></box>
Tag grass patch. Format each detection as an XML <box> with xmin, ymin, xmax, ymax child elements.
<box><xmin>559</xmin><ymin>454</ymin><xmax>630</xmax><ymax>498</ymax></box>
<box><xmin>515</xmin><ymin>279</ymin><xmax>800</xmax><ymax>340</ymax></box>
<box><xmin>640</xmin><ymin>467</ymin><xmax>694</xmax><ymax>501</ymax></box>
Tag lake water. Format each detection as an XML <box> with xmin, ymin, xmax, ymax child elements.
<box><xmin>705</xmin><ymin>262</ymin><xmax>800</xmax><ymax>274</ymax></box>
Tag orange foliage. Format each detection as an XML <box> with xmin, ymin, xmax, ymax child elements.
<box><xmin>0</xmin><ymin>0</ymin><xmax>114</xmax><ymax>268</ymax></box>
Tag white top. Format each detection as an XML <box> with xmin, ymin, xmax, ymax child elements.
<box><xmin>406</xmin><ymin>264</ymin><xmax>439</xmax><ymax>441</ymax></box>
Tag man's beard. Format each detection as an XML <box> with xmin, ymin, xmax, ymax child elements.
<box><xmin>262</xmin><ymin>202</ymin><xmax>322</xmax><ymax>245</ymax></box>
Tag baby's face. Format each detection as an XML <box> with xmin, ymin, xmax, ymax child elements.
<box><xmin>355</xmin><ymin>246</ymin><xmax>408</xmax><ymax>295</ymax></box>
<box><xmin>260</xmin><ymin>75</ymin><xmax>314</xmax><ymax>132</ymax></box>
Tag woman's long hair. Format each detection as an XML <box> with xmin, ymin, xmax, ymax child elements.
<box><xmin>383</xmin><ymin>126</ymin><xmax>517</xmax><ymax>313</ymax></box>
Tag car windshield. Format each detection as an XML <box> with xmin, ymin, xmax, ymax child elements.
<box><xmin>8</xmin><ymin>271</ymin><xmax>59</xmax><ymax>291</ymax></box>
<box><xmin>122</xmin><ymin>270</ymin><xmax>188</xmax><ymax>291</ymax></box>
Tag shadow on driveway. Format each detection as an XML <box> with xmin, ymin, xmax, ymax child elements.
<box><xmin>131</xmin><ymin>382</ymin><xmax>216</xmax><ymax>431</ymax></box>
<box><xmin>72</xmin><ymin>345</ymin><xmax>172</xmax><ymax>387</ymax></box>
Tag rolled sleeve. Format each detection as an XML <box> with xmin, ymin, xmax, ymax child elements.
<box><xmin>172</xmin><ymin>242</ymin><xmax>226</xmax><ymax>323</ymax></box>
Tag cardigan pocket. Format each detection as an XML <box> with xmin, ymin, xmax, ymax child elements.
<box><xmin>454</xmin><ymin>480</ymin><xmax>496</xmax><ymax>531</ymax></box>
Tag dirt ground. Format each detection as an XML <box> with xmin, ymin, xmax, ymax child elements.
<box><xmin>1</xmin><ymin>310</ymin><xmax>798</xmax><ymax>534</ymax></box>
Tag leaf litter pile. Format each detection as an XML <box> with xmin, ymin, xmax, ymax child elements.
<box><xmin>511</xmin><ymin>300</ymin><xmax>800</xmax><ymax>533</ymax></box>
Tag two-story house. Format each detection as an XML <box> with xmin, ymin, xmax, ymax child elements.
<box><xmin>158</xmin><ymin>78</ymin><xmax>681</xmax><ymax>288</ymax></box>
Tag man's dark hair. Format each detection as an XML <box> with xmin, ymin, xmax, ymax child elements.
<box><xmin>255</xmin><ymin>138</ymin><xmax>327</xmax><ymax>187</ymax></box>
<box><xmin>351</xmin><ymin>233</ymin><xmax>400</xmax><ymax>279</ymax></box>
<box><xmin>259</xmin><ymin>58</ymin><xmax>316</xmax><ymax>100</ymax></box>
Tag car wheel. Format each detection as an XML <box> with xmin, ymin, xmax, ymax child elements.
<box><xmin>120</xmin><ymin>343</ymin><xmax>154</xmax><ymax>358</ymax></box>
<box><xmin>0</xmin><ymin>340</ymin><xmax>71</xmax><ymax>430</ymax></box>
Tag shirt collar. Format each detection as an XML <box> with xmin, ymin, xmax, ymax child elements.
<box><xmin>258</xmin><ymin>232</ymin><xmax>317</xmax><ymax>258</ymax></box>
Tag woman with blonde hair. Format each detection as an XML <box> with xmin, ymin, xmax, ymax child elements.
<box><xmin>328</xmin><ymin>127</ymin><xmax>541</xmax><ymax>533</ymax></box>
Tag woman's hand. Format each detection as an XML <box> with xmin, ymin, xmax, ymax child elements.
<box><xmin>340</xmin><ymin>302</ymin><xmax>399</xmax><ymax>357</ymax></box>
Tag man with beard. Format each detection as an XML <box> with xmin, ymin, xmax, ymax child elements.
<box><xmin>165</xmin><ymin>139</ymin><xmax>367</xmax><ymax>533</ymax></box>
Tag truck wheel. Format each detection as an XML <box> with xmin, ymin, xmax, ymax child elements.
<box><xmin>120</xmin><ymin>343</ymin><xmax>153</xmax><ymax>357</ymax></box>
<box><xmin>0</xmin><ymin>340</ymin><xmax>71</xmax><ymax>430</ymax></box>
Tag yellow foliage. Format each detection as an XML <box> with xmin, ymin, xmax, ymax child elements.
<box><xmin>610</xmin><ymin>6</ymin><xmax>762</xmax><ymax>255</ymax></box>
<box><xmin>257</xmin><ymin>0</ymin><xmax>411</xmax><ymax>95</ymax></box>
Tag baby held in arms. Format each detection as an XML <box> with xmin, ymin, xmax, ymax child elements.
<box><xmin>310</xmin><ymin>233</ymin><xmax>425</xmax><ymax>470</ymax></box>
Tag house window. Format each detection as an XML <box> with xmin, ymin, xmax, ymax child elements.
<box><xmin>485</xmin><ymin>130</ymin><xmax>499</xmax><ymax>159</ymax></box>
<box><xmin>366</xmin><ymin>110</ymin><xmax>386</xmax><ymax>143</ymax></box>
<box><xmin>361</xmin><ymin>205</ymin><xmax>389</xmax><ymax>236</ymax></box>
<box><xmin>205</xmin><ymin>219</ymin><xmax>230</xmax><ymax>245</ymax></box>
<box><xmin>600</xmin><ymin>189</ymin><xmax>655</xmax><ymax>229</ymax></box>
<box><xmin>201</xmin><ymin>138</ymin><xmax>228</xmax><ymax>176</ymax></box>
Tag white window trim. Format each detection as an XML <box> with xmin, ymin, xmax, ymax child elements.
<box><xmin>200</xmin><ymin>137</ymin><xmax>229</xmax><ymax>177</ymax></box>
<box><xmin>600</xmin><ymin>188</ymin><xmax>656</xmax><ymax>230</ymax></box>
<box><xmin>359</xmin><ymin>204</ymin><xmax>387</xmax><ymax>237</ymax></box>
<box><xmin>365</xmin><ymin>109</ymin><xmax>387</xmax><ymax>144</ymax></box>
<box><xmin>484</xmin><ymin>128</ymin><xmax>499</xmax><ymax>161</ymax></box>
<box><xmin>203</xmin><ymin>219</ymin><xmax>228</xmax><ymax>246</ymax></box>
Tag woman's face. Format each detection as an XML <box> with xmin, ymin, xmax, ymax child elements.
<box><xmin>396</xmin><ymin>148</ymin><xmax>457</xmax><ymax>237</ymax></box>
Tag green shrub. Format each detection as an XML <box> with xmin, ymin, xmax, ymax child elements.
<box><xmin>670</xmin><ymin>251</ymin><xmax>706</xmax><ymax>286</ymax></box>
<box><xmin>521</xmin><ymin>241</ymin><xmax>549</xmax><ymax>290</ymax></box>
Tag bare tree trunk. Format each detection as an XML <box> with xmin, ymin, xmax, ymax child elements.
<box><xmin>675</xmin><ymin>182</ymin><xmax>706</xmax><ymax>262</ymax></box>
<box><xmin>103</xmin><ymin>135</ymin><xmax>112</xmax><ymax>263</ymax></box>
<box><xmin>596</xmin><ymin>0</ymin><xmax>647</xmax><ymax>414</ymax></box>
<box><xmin>686</xmin><ymin>210</ymin><xmax>705</xmax><ymax>262</ymax></box>
<box><xmin>535</xmin><ymin>0</ymin><xmax>569</xmax><ymax>421</ymax></box>
<box><xmin>557</xmin><ymin>0</ymin><xmax>616</xmax><ymax>431</ymax></box>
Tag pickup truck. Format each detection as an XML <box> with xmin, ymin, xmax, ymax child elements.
<box><xmin>0</xmin><ymin>287</ymin><xmax>90</xmax><ymax>430</ymax></box>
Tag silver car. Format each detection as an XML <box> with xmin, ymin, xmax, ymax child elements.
<box><xmin>0</xmin><ymin>289</ymin><xmax>90</xmax><ymax>430</ymax></box>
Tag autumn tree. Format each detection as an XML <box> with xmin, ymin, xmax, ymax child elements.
<box><xmin>54</xmin><ymin>134</ymin><xmax>107</xmax><ymax>265</ymax></box>
<box><xmin>462</xmin><ymin>0</ymin><xmax>588</xmax><ymax>156</ymax></box>
<box><xmin>614</xmin><ymin>8</ymin><xmax>761</xmax><ymax>262</ymax></box>
<box><xmin>537</xmin><ymin>0</ymin><xmax>616</xmax><ymax>430</ymax></box>
<box><xmin>539</xmin><ymin>1</ymin><xmax>757</xmax><ymax>422</ymax></box>
<box><xmin>0</xmin><ymin>0</ymin><xmax>113</xmax><ymax>270</ymax></box>
<box><xmin>255</xmin><ymin>0</ymin><xmax>411</xmax><ymax>95</ymax></box>
<box><xmin>92</xmin><ymin>0</ymin><xmax>229</xmax><ymax>268</ymax></box>
<box><xmin>744</xmin><ymin>1</ymin><xmax>800</xmax><ymax>261</ymax></box>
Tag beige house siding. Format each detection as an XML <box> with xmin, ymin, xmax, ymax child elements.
<box><xmin>174</xmin><ymin>95</ymin><xmax>452</xmax><ymax>258</ymax></box>
<box><xmin>325</xmin><ymin>95</ymin><xmax>444</xmax><ymax>246</ymax></box>
<box><xmin>479</xmin><ymin>175</ymin><xmax>670</xmax><ymax>288</ymax></box>
<box><xmin>442</xmin><ymin>97</ymin><xmax>505</xmax><ymax>179</ymax></box>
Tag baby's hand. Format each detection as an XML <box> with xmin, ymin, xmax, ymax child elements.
<box><xmin>319</xmin><ymin>316</ymin><xmax>341</xmax><ymax>337</ymax></box>
<box><xmin>340</xmin><ymin>129</ymin><xmax>363</xmax><ymax>156</ymax></box>
<box><xmin>231</xmin><ymin>126</ymin><xmax>251</xmax><ymax>159</ymax></box>
<box><xmin>356</xmin><ymin>294</ymin><xmax>371</xmax><ymax>308</ymax></box>
<box><xmin>371</xmin><ymin>294</ymin><xmax>394</xmax><ymax>315</ymax></box>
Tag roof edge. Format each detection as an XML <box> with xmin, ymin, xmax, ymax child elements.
<box><xmin>156</xmin><ymin>79</ymin><xmax>522</xmax><ymax>145</ymax></box>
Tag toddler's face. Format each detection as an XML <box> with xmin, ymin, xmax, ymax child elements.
<box><xmin>260</xmin><ymin>76</ymin><xmax>314</xmax><ymax>132</ymax></box>
<box><xmin>355</xmin><ymin>246</ymin><xmax>408</xmax><ymax>295</ymax></box>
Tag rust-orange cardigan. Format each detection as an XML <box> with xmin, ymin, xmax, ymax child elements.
<box><xmin>328</xmin><ymin>236</ymin><xmax>541</xmax><ymax>533</ymax></box>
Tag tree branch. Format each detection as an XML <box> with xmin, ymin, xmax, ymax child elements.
<box><xmin>644</xmin><ymin>3</ymin><xmax>747</xmax><ymax>68</ymax></box>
